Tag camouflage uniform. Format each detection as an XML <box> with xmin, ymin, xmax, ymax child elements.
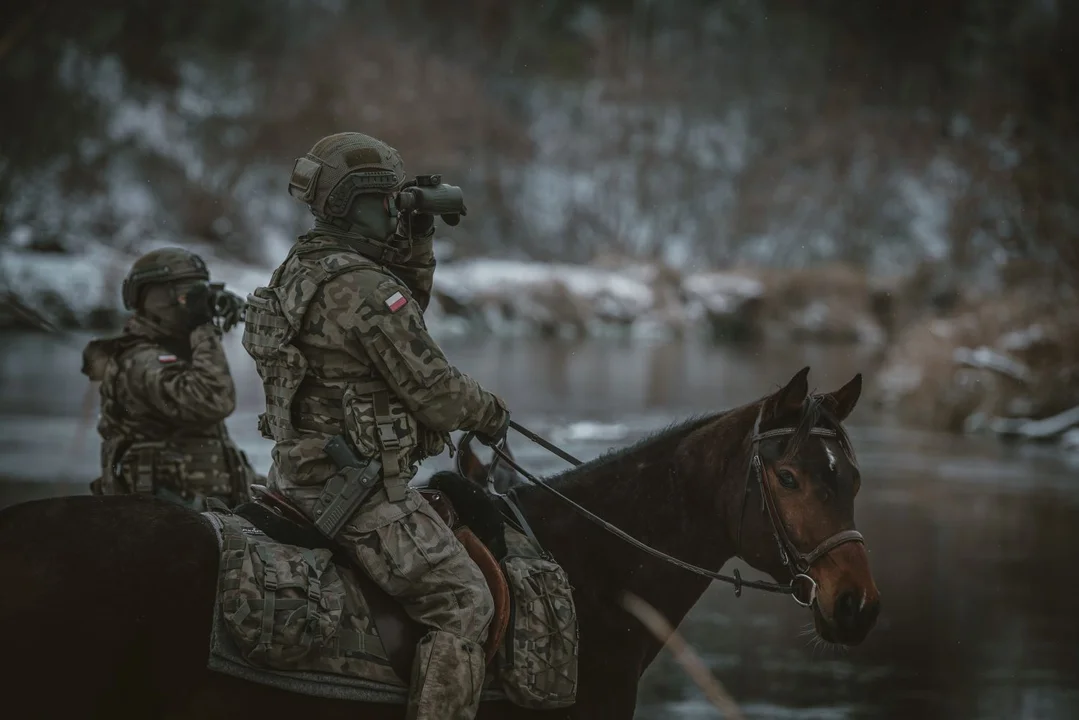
<box><xmin>242</xmin><ymin>133</ymin><xmax>508</xmax><ymax>720</ymax></box>
<box><xmin>83</xmin><ymin>248</ymin><xmax>255</xmax><ymax>510</ymax></box>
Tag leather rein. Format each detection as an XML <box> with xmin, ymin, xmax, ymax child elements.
<box><xmin>463</xmin><ymin>412</ymin><xmax>865</xmax><ymax>607</ymax></box>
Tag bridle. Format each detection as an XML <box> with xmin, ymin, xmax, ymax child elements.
<box><xmin>738</xmin><ymin>407</ymin><xmax>866</xmax><ymax>607</ymax></box>
<box><xmin>463</xmin><ymin>410</ymin><xmax>866</xmax><ymax>607</ymax></box>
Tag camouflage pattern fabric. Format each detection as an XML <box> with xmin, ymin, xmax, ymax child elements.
<box><xmin>242</xmin><ymin>231</ymin><xmax>510</xmax><ymax>719</ymax></box>
<box><xmin>83</xmin><ymin>314</ymin><xmax>254</xmax><ymax>509</ymax></box>
<box><xmin>217</xmin><ymin>513</ymin><xmax>402</xmax><ymax>686</ymax></box>
<box><xmin>496</xmin><ymin>526</ymin><xmax>579</xmax><ymax>709</ymax></box>
<box><xmin>211</xmin><ymin>513</ymin><xmax>580</xmax><ymax>712</ymax></box>
<box><xmin>408</xmin><ymin>630</ymin><xmax>486</xmax><ymax>719</ymax></box>
<box><xmin>384</xmin><ymin>234</ymin><xmax>436</xmax><ymax>312</ymax></box>
<box><xmin>243</xmin><ymin>234</ymin><xmax>508</xmax><ymax>493</ymax></box>
<box><xmin>213</xmin><ymin>498</ymin><xmax>492</xmax><ymax>700</ymax></box>
<box><xmin>286</xmin><ymin>484</ymin><xmax>494</xmax><ymax>719</ymax></box>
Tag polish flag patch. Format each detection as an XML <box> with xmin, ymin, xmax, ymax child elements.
<box><xmin>385</xmin><ymin>291</ymin><xmax>407</xmax><ymax>313</ymax></box>
<box><xmin>158</xmin><ymin>354</ymin><xmax>178</xmax><ymax>364</ymax></box>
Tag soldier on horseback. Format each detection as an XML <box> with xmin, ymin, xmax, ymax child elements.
<box><xmin>241</xmin><ymin>133</ymin><xmax>510</xmax><ymax>720</ymax></box>
<box><xmin>83</xmin><ymin>247</ymin><xmax>256</xmax><ymax>509</ymax></box>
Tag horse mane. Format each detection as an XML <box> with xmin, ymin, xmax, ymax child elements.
<box><xmin>540</xmin><ymin>412</ymin><xmax>724</xmax><ymax>490</ymax></box>
<box><xmin>525</xmin><ymin>389</ymin><xmax>857</xmax><ymax>496</ymax></box>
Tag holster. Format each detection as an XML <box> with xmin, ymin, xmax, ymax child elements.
<box><xmin>312</xmin><ymin>434</ymin><xmax>383</xmax><ymax>538</ymax></box>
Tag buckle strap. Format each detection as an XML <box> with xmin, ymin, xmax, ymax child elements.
<box><xmin>502</xmin><ymin>488</ymin><xmax>548</xmax><ymax>559</ymax></box>
<box><xmin>372</xmin><ymin>390</ymin><xmax>404</xmax><ymax>502</ymax></box>
<box><xmin>333</xmin><ymin>629</ymin><xmax>387</xmax><ymax>660</ymax></box>
<box><xmin>253</xmin><ymin>543</ymin><xmax>278</xmax><ymax>654</ymax></box>
<box><xmin>299</xmin><ymin>549</ymin><xmax>323</xmax><ymax>650</ymax></box>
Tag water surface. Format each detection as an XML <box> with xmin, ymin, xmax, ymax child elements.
<box><xmin>1</xmin><ymin>332</ymin><xmax>1076</xmax><ymax>719</ymax></box>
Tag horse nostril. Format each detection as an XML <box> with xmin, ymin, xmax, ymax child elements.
<box><xmin>836</xmin><ymin>590</ymin><xmax>862</xmax><ymax>627</ymax></box>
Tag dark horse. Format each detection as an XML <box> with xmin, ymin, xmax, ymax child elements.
<box><xmin>0</xmin><ymin>367</ymin><xmax>879</xmax><ymax>719</ymax></box>
<box><xmin>456</xmin><ymin>430</ymin><xmax>523</xmax><ymax>493</ymax></box>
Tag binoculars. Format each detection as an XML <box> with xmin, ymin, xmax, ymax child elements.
<box><xmin>394</xmin><ymin>175</ymin><xmax>467</xmax><ymax>227</ymax></box>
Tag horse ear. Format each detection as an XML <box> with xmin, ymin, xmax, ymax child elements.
<box><xmin>457</xmin><ymin>435</ymin><xmax>486</xmax><ymax>483</ymax></box>
<box><xmin>762</xmin><ymin>366</ymin><xmax>810</xmax><ymax>423</ymax></box>
<box><xmin>821</xmin><ymin>373</ymin><xmax>862</xmax><ymax>422</ymax></box>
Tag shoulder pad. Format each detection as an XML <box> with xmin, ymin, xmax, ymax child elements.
<box><xmin>320</xmin><ymin>258</ymin><xmax>404</xmax><ymax>293</ymax></box>
<box><xmin>317</xmin><ymin>252</ymin><xmax>378</xmax><ymax>277</ymax></box>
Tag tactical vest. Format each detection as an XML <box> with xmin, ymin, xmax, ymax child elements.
<box><xmin>96</xmin><ymin>339</ymin><xmax>252</xmax><ymax>507</ymax></box>
<box><xmin>242</xmin><ymin>239</ymin><xmax>433</xmax><ymax>503</ymax></box>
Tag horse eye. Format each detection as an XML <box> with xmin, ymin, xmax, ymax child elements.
<box><xmin>777</xmin><ymin>469</ymin><xmax>798</xmax><ymax>489</ymax></box>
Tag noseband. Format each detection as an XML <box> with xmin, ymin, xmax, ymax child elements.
<box><xmin>740</xmin><ymin>409</ymin><xmax>866</xmax><ymax>607</ymax></box>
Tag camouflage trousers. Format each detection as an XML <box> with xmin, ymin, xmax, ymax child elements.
<box><xmin>289</xmin><ymin>485</ymin><xmax>494</xmax><ymax>720</ymax></box>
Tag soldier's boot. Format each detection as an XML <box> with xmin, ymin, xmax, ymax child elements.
<box><xmin>406</xmin><ymin>630</ymin><xmax>485</xmax><ymax>720</ymax></box>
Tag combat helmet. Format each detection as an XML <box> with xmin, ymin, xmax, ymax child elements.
<box><xmin>287</xmin><ymin>132</ymin><xmax>406</xmax><ymax>219</ymax></box>
<box><xmin>121</xmin><ymin>247</ymin><xmax>209</xmax><ymax>310</ymax></box>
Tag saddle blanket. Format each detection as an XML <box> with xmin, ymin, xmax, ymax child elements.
<box><xmin>200</xmin><ymin>509</ymin><xmax>579</xmax><ymax>708</ymax></box>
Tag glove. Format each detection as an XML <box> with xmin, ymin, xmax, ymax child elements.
<box><xmin>180</xmin><ymin>282</ymin><xmax>214</xmax><ymax>329</ymax></box>
<box><xmin>397</xmin><ymin>211</ymin><xmax>436</xmax><ymax>238</ymax></box>
<box><xmin>209</xmin><ymin>285</ymin><xmax>246</xmax><ymax>332</ymax></box>
<box><xmin>475</xmin><ymin>413</ymin><xmax>510</xmax><ymax>448</ymax></box>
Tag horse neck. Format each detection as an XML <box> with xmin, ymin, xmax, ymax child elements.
<box><xmin>519</xmin><ymin>405</ymin><xmax>758</xmax><ymax>635</ymax></box>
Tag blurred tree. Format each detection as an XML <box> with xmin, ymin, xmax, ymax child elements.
<box><xmin>0</xmin><ymin>0</ymin><xmax>1075</xmax><ymax>278</ymax></box>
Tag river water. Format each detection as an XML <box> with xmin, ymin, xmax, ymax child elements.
<box><xmin>1</xmin><ymin>331</ymin><xmax>1077</xmax><ymax>719</ymax></box>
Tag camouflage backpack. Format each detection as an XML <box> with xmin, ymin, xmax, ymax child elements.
<box><xmin>495</xmin><ymin>526</ymin><xmax>580</xmax><ymax>709</ymax></box>
<box><xmin>218</xmin><ymin>520</ymin><xmax>348</xmax><ymax>667</ymax></box>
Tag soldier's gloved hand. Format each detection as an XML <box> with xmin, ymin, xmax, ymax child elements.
<box><xmin>475</xmin><ymin>414</ymin><xmax>510</xmax><ymax>448</ymax></box>
<box><xmin>397</xmin><ymin>211</ymin><xmax>436</xmax><ymax>238</ymax></box>
<box><xmin>209</xmin><ymin>285</ymin><xmax>246</xmax><ymax>332</ymax></box>
<box><xmin>180</xmin><ymin>282</ymin><xmax>214</xmax><ymax>329</ymax></box>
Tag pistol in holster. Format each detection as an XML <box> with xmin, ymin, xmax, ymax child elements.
<box><xmin>311</xmin><ymin>434</ymin><xmax>383</xmax><ymax>538</ymax></box>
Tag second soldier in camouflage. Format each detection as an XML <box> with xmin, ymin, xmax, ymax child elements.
<box><xmin>83</xmin><ymin>248</ymin><xmax>256</xmax><ymax>509</ymax></box>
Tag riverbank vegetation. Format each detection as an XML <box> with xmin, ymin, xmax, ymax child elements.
<box><xmin>2</xmin><ymin>0</ymin><xmax>1077</xmax><ymax>448</ymax></box>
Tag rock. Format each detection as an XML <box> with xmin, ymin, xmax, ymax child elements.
<box><xmin>871</xmin><ymin>281</ymin><xmax>1079</xmax><ymax>437</ymax></box>
<box><xmin>435</xmin><ymin>259</ymin><xmax>656</xmax><ymax>337</ymax></box>
<box><xmin>756</xmin><ymin>264</ymin><xmax>886</xmax><ymax>346</ymax></box>
<box><xmin>681</xmin><ymin>271</ymin><xmax>765</xmax><ymax>342</ymax></box>
<box><xmin>992</xmin><ymin>404</ymin><xmax>1079</xmax><ymax>441</ymax></box>
<box><xmin>952</xmin><ymin>346</ymin><xmax>1032</xmax><ymax>383</ymax></box>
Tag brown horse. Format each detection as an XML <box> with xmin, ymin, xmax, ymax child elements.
<box><xmin>0</xmin><ymin>367</ymin><xmax>878</xmax><ymax>720</ymax></box>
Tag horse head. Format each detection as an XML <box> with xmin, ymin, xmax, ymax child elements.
<box><xmin>718</xmin><ymin>366</ymin><xmax>880</xmax><ymax>645</ymax></box>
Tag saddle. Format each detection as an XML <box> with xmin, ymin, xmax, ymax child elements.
<box><xmin>230</xmin><ymin>473</ymin><xmax>511</xmax><ymax>684</ymax></box>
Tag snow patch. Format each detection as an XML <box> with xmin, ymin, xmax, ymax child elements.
<box><xmin>550</xmin><ymin>421</ymin><xmax>630</xmax><ymax>444</ymax></box>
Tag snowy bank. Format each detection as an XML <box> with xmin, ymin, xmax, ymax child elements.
<box><xmin>871</xmin><ymin>284</ymin><xmax>1079</xmax><ymax>457</ymax></box>
<box><xmin>1</xmin><ymin>248</ymin><xmax>893</xmax><ymax>346</ymax></box>
<box><xmin>0</xmin><ymin>244</ymin><xmax>271</xmax><ymax>332</ymax></box>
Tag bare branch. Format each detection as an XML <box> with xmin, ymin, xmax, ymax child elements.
<box><xmin>621</xmin><ymin>591</ymin><xmax>746</xmax><ymax>720</ymax></box>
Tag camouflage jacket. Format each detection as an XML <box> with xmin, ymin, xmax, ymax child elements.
<box><xmin>83</xmin><ymin>314</ymin><xmax>252</xmax><ymax>501</ymax></box>
<box><xmin>243</xmin><ymin>234</ymin><xmax>508</xmax><ymax>504</ymax></box>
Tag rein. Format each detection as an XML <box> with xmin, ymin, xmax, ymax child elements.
<box><xmin>468</xmin><ymin>416</ymin><xmax>864</xmax><ymax>606</ymax></box>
